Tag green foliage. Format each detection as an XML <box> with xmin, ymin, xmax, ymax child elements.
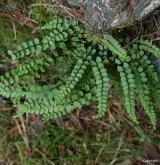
<box><xmin>56</xmin><ymin>47</ymin><xmax>93</xmax><ymax>102</ymax></box>
<box><xmin>0</xmin><ymin>55</ymin><xmax>53</xmax><ymax>98</ymax></box>
<box><xmin>102</xmin><ymin>34</ymin><xmax>128</xmax><ymax>61</ymax></box>
<box><xmin>30</xmin><ymin>5</ymin><xmax>59</xmax><ymax>23</ymax></box>
<box><xmin>129</xmin><ymin>48</ymin><xmax>158</xmax><ymax>128</ymax></box>
<box><xmin>135</xmin><ymin>39</ymin><xmax>160</xmax><ymax>57</ymax></box>
<box><xmin>7</xmin><ymin>38</ymin><xmax>43</xmax><ymax>60</ymax></box>
<box><xmin>1</xmin><ymin>17</ymin><xmax>160</xmax><ymax>128</ymax></box>
<box><xmin>92</xmin><ymin>57</ymin><xmax>110</xmax><ymax>118</ymax></box>
<box><xmin>116</xmin><ymin>58</ymin><xmax>138</xmax><ymax>124</ymax></box>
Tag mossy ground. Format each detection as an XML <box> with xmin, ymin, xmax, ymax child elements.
<box><xmin>0</xmin><ymin>1</ymin><xmax>160</xmax><ymax>165</ymax></box>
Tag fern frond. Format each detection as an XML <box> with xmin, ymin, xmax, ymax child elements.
<box><xmin>7</xmin><ymin>19</ymin><xmax>79</xmax><ymax>60</ymax></box>
<box><xmin>2</xmin><ymin>17</ymin><xmax>160</xmax><ymax>129</ymax></box>
<box><xmin>41</xmin><ymin>18</ymin><xmax>71</xmax><ymax>31</ymax></box>
<box><xmin>115</xmin><ymin>58</ymin><xmax>138</xmax><ymax>124</ymax></box>
<box><xmin>7</xmin><ymin>38</ymin><xmax>43</xmax><ymax>60</ymax></box>
<box><xmin>129</xmin><ymin>48</ymin><xmax>157</xmax><ymax>128</ymax></box>
<box><xmin>137</xmin><ymin>50</ymin><xmax>159</xmax><ymax>84</ymax></box>
<box><xmin>41</xmin><ymin>18</ymin><xmax>84</xmax><ymax>35</ymax></box>
<box><xmin>101</xmin><ymin>34</ymin><xmax>128</xmax><ymax>61</ymax></box>
<box><xmin>8</xmin><ymin>84</ymin><xmax>58</xmax><ymax>101</ymax></box>
<box><xmin>0</xmin><ymin>54</ymin><xmax>53</xmax><ymax>89</ymax></box>
<box><xmin>92</xmin><ymin>57</ymin><xmax>110</xmax><ymax>118</ymax></box>
<box><xmin>135</xmin><ymin>39</ymin><xmax>160</xmax><ymax>57</ymax></box>
<box><xmin>17</xmin><ymin>85</ymin><xmax>95</xmax><ymax>120</ymax></box>
<box><xmin>130</xmin><ymin>47</ymin><xmax>160</xmax><ymax>114</ymax></box>
<box><xmin>56</xmin><ymin>47</ymin><xmax>95</xmax><ymax>102</ymax></box>
<box><xmin>0</xmin><ymin>55</ymin><xmax>53</xmax><ymax>99</ymax></box>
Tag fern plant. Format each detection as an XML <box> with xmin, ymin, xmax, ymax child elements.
<box><xmin>1</xmin><ymin>17</ymin><xmax>160</xmax><ymax>128</ymax></box>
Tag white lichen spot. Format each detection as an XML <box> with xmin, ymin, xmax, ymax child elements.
<box><xmin>111</xmin><ymin>15</ymin><xmax>120</xmax><ymax>27</ymax></box>
<box><xmin>139</xmin><ymin>0</ymin><xmax>160</xmax><ymax>19</ymax></box>
<box><xmin>101</xmin><ymin>0</ymin><xmax>111</xmax><ymax>9</ymax></box>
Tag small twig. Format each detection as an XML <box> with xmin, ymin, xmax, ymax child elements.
<box><xmin>20</xmin><ymin>115</ymin><xmax>30</xmax><ymax>150</ymax></box>
<box><xmin>15</xmin><ymin>116</ymin><xmax>30</xmax><ymax>150</ymax></box>
<box><xmin>140</xmin><ymin>29</ymin><xmax>160</xmax><ymax>40</ymax></box>
<box><xmin>95</xmin><ymin>145</ymin><xmax>104</xmax><ymax>163</ymax></box>
<box><xmin>79</xmin><ymin>116</ymin><xmax>114</xmax><ymax>130</ymax></box>
<box><xmin>109</xmin><ymin>129</ymin><xmax>127</xmax><ymax>165</ymax></box>
<box><xmin>15</xmin><ymin>143</ymin><xmax>24</xmax><ymax>165</ymax></box>
<box><xmin>33</xmin><ymin>147</ymin><xmax>55</xmax><ymax>165</ymax></box>
<box><xmin>152</xmin><ymin>36</ymin><xmax>160</xmax><ymax>41</ymax></box>
<box><xmin>12</xmin><ymin>21</ymin><xmax>17</xmax><ymax>40</ymax></box>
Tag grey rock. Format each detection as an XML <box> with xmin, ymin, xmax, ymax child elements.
<box><xmin>67</xmin><ymin>0</ymin><xmax>160</xmax><ymax>31</ymax></box>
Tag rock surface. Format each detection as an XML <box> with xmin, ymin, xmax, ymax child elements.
<box><xmin>66</xmin><ymin>0</ymin><xmax>160</xmax><ymax>31</ymax></box>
